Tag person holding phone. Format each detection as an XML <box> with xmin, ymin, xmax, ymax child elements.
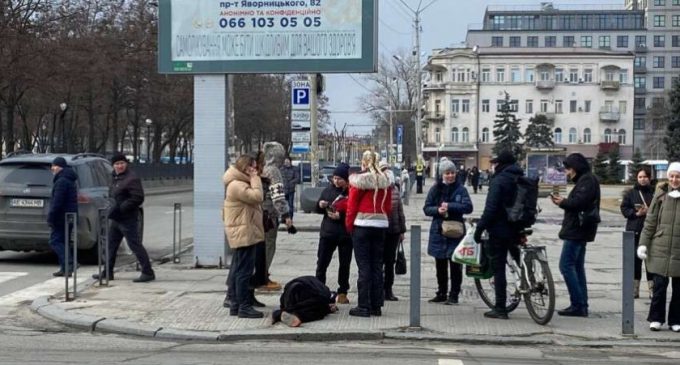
<box><xmin>620</xmin><ymin>167</ymin><xmax>655</xmax><ymax>298</ymax></box>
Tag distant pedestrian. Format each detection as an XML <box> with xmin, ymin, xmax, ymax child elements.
<box><xmin>223</xmin><ymin>154</ymin><xmax>265</xmax><ymax>319</ymax></box>
<box><xmin>315</xmin><ymin>163</ymin><xmax>353</xmax><ymax>304</ymax></box>
<box><xmin>425</xmin><ymin>159</ymin><xmax>473</xmax><ymax>305</ymax></box>
<box><xmin>456</xmin><ymin>165</ymin><xmax>467</xmax><ymax>186</ymax></box>
<box><xmin>469</xmin><ymin>166</ymin><xmax>480</xmax><ymax>194</ymax></box>
<box><xmin>93</xmin><ymin>153</ymin><xmax>154</xmax><ymax>283</ymax></box>
<box><xmin>637</xmin><ymin>162</ymin><xmax>680</xmax><ymax>332</ymax></box>
<box><xmin>272</xmin><ymin>276</ymin><xmax>338</xmax><ymax>327</ymax></box>
<box><xmin>346</xmin><ymin>151</ymin><xmax>391</xmax><ymax>317</ymax></box>
<box><xmin>400</xmin><ymin>166</ymin><xmax>410</xmax><ymax>199</ymax></box>
<box><xmin>47</xmin><ymin>157</ymin><xmax>78</xmax><ymax>277</ymax></box>
<box><xmin>550</xmin><ymin>153</ymin><xmax>600</xmax><ymax>317</ymax></box>
<box><xmin>620</xmin><ymin>167</ymin><xmax>654</xmax><ymax>299</ymax></box>
<box><xmin>415</xmin><ymin>161</ymin><xmax>424</xmax><ymax>194</ymax></box>
<box><xmin>280</xmin><ymin>157</ymin><xmax>300</xmax><ymax>219</ymax></box>
<box><xmin>380</xmin><ymin>161</ymin><xmax>406</xmax><ymax>301</ymax></box>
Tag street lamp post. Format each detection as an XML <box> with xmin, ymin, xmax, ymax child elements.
<box><xmin>59</xmin><ymin>102</ymin><xmax>68</xmax><ymax>153</ymax></box>
<box><xmin>145</xmin><ymin>119</ymin><xmax>153</xmax><ymax>163</ymax></box>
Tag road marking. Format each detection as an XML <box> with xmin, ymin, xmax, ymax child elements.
<box><xmin>163</xmin><ymin>209</ymin><xmax>186</xmax><ymax>214</ymax></box>
<box><xmin>438</xmin><ymin>360</ymin><xmax>464</xmax><ymax>365</ymax></box>
<box><xmin>0</xmin><ymin>273</ymin><xmax>91</xmax><ymax>306</ymax></box>
<box><xmin>0</xmin><ymin>272</ymin><xmax>29</xmax><ymax>284</ymax></box>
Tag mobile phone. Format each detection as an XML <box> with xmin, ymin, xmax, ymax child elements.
<box><xmin>634</xmin><ymin>204</ymin><xmax>643</xmax><ymax>210</ymax></box>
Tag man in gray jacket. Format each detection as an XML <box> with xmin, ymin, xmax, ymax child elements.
<box><xmin>280</xmin><ymin>157</ymin><xmax>300</xmax><ymax>219</ymax></box>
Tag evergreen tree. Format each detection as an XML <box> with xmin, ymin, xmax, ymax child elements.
<box><xmin>593</xmin><ymin>152</ymin><xmax>608</xmax><ymax>182</ymax></box>
<box><xmin>665</xmin><ymin>76</ymin><xmax>680</xmax><ymax>162</ymax></box>
<box><xmin>524</xmin><ymin>114</ymin><xmax>554</xmax><ymax>148</ymax></box>
<box><xmin>628</xmin><ymin>148</ymin><xmax>644</xmax><ymax>183</ymax></box>
<box><xmin>492</xmin><ymin>91</ymin><xmax>524</xmax><ymax>159</ymax></box>
<box><xmin>607</xmin><ymin>144</ymin><xmax>622</xmax><ymax>184</ymax></box>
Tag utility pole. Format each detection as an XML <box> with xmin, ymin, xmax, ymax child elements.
<box><xmin>389</xmin><ymin>107</ymin><xmax>394</xmax><ymax>163</ymax></box>
<box><xmin>414</xmin><ymin>12</ymin><xmax>422</xmax><ymax>160</ymax></box>
<box><xmin>310</xmin><ymin>74</ymin><xmax>318</xmax><ymax>187</ymax></box>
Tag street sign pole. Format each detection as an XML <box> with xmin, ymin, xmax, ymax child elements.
<box><xmin>310</xmin><ymin>74</ymin><xmax>318</xmax><ymax>188</ymax></box>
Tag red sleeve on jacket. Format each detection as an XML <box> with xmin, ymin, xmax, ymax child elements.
<box><xmin>333</xmin><ymin>197</ymin><xmax>348</xmax><ymax>213</ymax></box>
<box><xmin>346</xmin><ymin>186</ymin><xmax>360</xmax><ymax>233</ymax></box>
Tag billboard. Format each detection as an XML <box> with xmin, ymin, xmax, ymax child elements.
<box><xmin>158</xmin><ymin>0</ymin><xmax>378</xmax><ymax>73</ymax></box>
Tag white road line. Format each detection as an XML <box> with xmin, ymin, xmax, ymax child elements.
<box><xmin>0</xmin><ymin>272</ymin><xmax>92</xmax><ymax>306</ymax></box>
<box><xmin>0</xmin><ymin>272</ymin><xmax>29</xmax><ymax>284</ymax></box>
<box><xmin>438</xmin><ymin>360</ymin><xmax>464</xmax><ymax>365</ymax></box>
<box><xmin>433</xmin><ymin>347</ymin><xmax>464</xmax><ymax>365</ymax></box>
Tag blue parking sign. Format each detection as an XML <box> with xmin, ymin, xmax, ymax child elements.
<box><xmin>291</xmin><ymin>80</ymin><xmax>311</xmax><ymax>110</ymax></box>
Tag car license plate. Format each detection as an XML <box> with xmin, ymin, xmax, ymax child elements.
<box><xmin>10</xmin><ymin>198</ymin><xmax>44</xmax><ymax>208</ymax></box>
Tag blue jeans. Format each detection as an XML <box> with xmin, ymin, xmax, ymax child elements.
<box><xmin>559</xmin><ymin>240</ymin><xmax>588</xmax><ymax>312</ymax></box>
<box><xmin>49</xmin><ymin>225</ymin><xmax>74</xmax><ymax>272</ymax></box>
<box><xmin>285</xmin><ymin>192</ymin><xmax>295</xmax><ymax>219</ymax></box>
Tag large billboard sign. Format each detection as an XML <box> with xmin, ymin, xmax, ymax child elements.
<box><xmin>158</xmin><ymin>0</ymin><xmax>378</xmax><ymax>73</ymax></box>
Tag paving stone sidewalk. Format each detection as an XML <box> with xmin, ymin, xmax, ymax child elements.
<box><xmin>31</xmin><ymin>179</ymin><xmax>680</xmax><ymax>345</ymax></box>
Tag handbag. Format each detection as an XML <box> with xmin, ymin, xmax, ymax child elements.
<box><xmin>441</xmin><ymin>220</ymin><xmax>465</xmax><ymax>238</ymax></box>
<box><xmin>263</xmin><ymin>210</ymin><xmax>275</xmax><ymax>232</ymax></box>
<box><xmin>578</xmin><ymin>200</ymin><xmax>601</xmax><ymax>227</ymax></box>
<box><xmin>395</xmin><ymin>240</ymin><xmax>407</xmax><ymax>275</ymax></box>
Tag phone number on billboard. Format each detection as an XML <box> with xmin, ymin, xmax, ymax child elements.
<box><xmin>219</xmin><ymin>16</ymin><xmax>321</xmax><ymax>28</ymax></box>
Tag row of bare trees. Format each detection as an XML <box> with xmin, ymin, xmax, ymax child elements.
<box><xmin>1</xmin><ymin>0</ymin><xmax>312</xmax><ymax>162</ymax></box>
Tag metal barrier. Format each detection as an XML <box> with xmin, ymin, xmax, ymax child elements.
<box><xmin>64</xmin><ymin>213</ymin><xmax>78</xmax><ymax>301</ymax></box>
<box><xmin>173</xmin><ymin>203</ymin><xmax>182</xmax><ymax>263</ymax></box>
<box><xmin>622</xmin><ymin>231</ymin><xmax>635</xmax><ymax>335</ymax></box>
<box><xmin>409</xmin><ymin>225</ymin><xmax>421</xmax><ymax>328</ymax></box>
<box><xmin>97</xmin><ymin>208</ymin><xmax>111</xmax><ymax>286</ymax></box>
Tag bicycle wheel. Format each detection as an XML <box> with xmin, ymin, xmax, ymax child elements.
<box><xmin>522</xmin><ymin>258</ymin><xmax>555</xmax><ymax>325</ymax></box>
<box><xmin>474</xmin><ymin>262</ymin><xmax>521</xmax><ymax>313</ymax></box>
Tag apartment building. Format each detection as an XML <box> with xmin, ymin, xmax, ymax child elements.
<box><xmin>422</xmin><ymin>47</ymin><xmax>634</xmax><ymax>169</ymax></box>
<box><xmin>465</xmin><ymin>1</ymin><xmax>680</xmax><ymax>159</ymax></box>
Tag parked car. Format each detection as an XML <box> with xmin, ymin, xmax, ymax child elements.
<box><xmin>0</xmin><ymin>152</ymin><xmax>129</xmax><ymax>263</ymax></box>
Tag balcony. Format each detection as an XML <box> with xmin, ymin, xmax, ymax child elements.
<box><xmin>599</xmin><ymin>107</ymin><xmax>620</xmax><ymax>123</ymax></box>
<box><xmin>634</xmin><ymin>87</ymin><xmax>647</xmax><ymax>95</ymax></box>
<box><xmin>535</xmin><ymin>112</ymin><xmax>556</xmax><ymax>122</ymax></box>
<box><xmin>535</xmin><ymin>80</ymin><xmax>556</xmax><ymax>90</ymax></box>
<box><xmin>424</xmin><ymin>142</ymin><xmax>478</xmax><ymax>151</ymax></box>
<box><xmin>634</xmin><ymin>106</ymin><xmax>647</xmax><ymax>115</ymax></box>
<box><xmin>423</xmin><ymin>82</ymin><xmax>446</xmax><ymax>91</ymax></box>
<box><xmin>600</xmin><ymin>80</ymin><xmax>620</xmax><ymax>90</ymax></box>
<box><xmin>635</xmin><ymin>44</ymin><xmax>648</xmax><ymax>53</ymax></box>
<box><xmin>424</xmin><ymin>112</ymin><xmax>445</xmax><ymax>122</ymax></box>
<box><xmin>634</xmin><ymin>64</ymin><xmax>647</xmax><ymax>73</ymax></box>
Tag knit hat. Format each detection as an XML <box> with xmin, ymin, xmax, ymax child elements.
<box><xmin>668</xmin><ymin>162</ymin><xmax>680</xmax><ymax>177</ymax></box>
<box><xmin>439</xmin><ymin>159</ymin><xmax>456</xmax><ymax>174</ymax></box>
<box><xmin>379</xmin><ymin>159</ymin><xmax>390</xmax><ymax>171</ymax></box>
<box><xmin>111</xmin><ymin>153</ymin><xmax>128</xmax><ymax>164</ymax></box>
<box><xmin>333</xmin><ymin>163</ymin><xmax>350</xmax><ymax>181</ymax></box>
<box><xmin>490</xmin><ymin>150</ymin><xmax>517</xmax><ymax>165</ymax></box>
<box><xmin>52</xmin><ymin>157</ymin><xmax>67</xmax><ymax>168</ymax></box>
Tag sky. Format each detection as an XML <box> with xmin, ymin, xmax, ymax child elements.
<box><xmin>326</xmin><ymin>0</ymin><xmax>622</xmax><ymax>135</ymax></box>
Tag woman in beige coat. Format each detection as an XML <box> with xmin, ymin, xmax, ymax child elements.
<box><xmin>638</xmin><ymin>162</ymin><xmax>680</xmax><ymax>332</ymax></box>
<box><xmin>223</xmin><ymin>154</ymin><xmax>265</xmax><ymax>319</ymax></box>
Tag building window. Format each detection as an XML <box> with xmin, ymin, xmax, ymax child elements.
<box><xmin>583</xmin><ymin>128</ymin><xmax>591</xmax><ymax>143</ymax></box>
<box><xmin>585</xmin><ymin>100</ymin><xmax>591</xmax><ymax>112</ymax></box>
<box><xmin>635</xmin><ymin>76</ymin><xmax>646</xmax><ymax>89</ymax></box>
<box><xmin>634</xmin><ymin>118</ymin><xmax>645</xmax><ymax>130</ymax></box>
<box><xmin>482</xmin><ymin>128</ymin><xmax>489</xmax><ymax>143</ymax></box>
<box><xmin>570</xmin><ymin>100</ymin><xmax>577</xmax><ymax>113</ymax></box>
<box><xmin>654</xmin><ymin>35</ymin><xmax>665</xmax><ymax>47</ymax></box>
<box><xmin>555</xmin><ymin>68</ymin><xmax>564</xmax><ymax>82</ymax></box>
<box><xmin>620</xmin><ymin>69</ymin><xmax>629</xmax><ymax>83</ymax></box>
<box><xmin>581</xmin><ymin>35</ymin><xmax>592</xmax><ymax>47</ymax></box>
<box><xmin>618</xmin><ymin>129</ymin><xmax>626</xmax><ymax>145</ymax></box>
<box><xmin>634</xmin><ymin>97</ymin><xmax>646</xmax><ymax>111</ymax></box>
<box><xmin>435</xmin><ymin>99</ymin><xmax>442</xmax><ymax>116</ymax></box>
<box><xmin>525</xmin><ymin>68</ymin><xmax>535</xmax><ymax>82</ymax></box>
<box><xmin>528</xmin><ymin>36</ymin><xmax>539</xmax><ymax>47</ymax></box>
<box><xmin>635</xmin><ymin>35</ymin><xmax>647</xmax><ymax>47</ymax></box>
<box><xmin>451</xmin><ymin>99</ymin><xmax>459</xmax><ymax>113</ymax></box>
<box><xmin>604</xmin><ymin>128</ymin><xmax>612</xmax><ymax>143</ymax></box>
<box><xmin>554</xmin><ymin>128</ymin><xmax>562</xmax><ymax>144</ymax></box>
<box><xmin>492</xmin><ymin>36</ymin><xmax>503</xmax><ymax>47</ymax></box>
<box><xmin>482</xmin><ymin>99</ymin><xmax>490</xmax><ymax>112</ymax></box>
<box><xmin>456</xmin><ymin>68</ymin><xmax>465</xmax><ymax>82</ymax></box>
<box><xmin>569</xmin><ymin>69</ymin><xmax>579</xmax><ymax>83</ymax></box>
<box><xmin>655</xmin><ymin>0</ymin><xmax>666</xmax><ymax>5</ymax></box>
<box><xmin>539</xmin><ymin>70</ymin><xmax>550</xmax><ymax>81</ymax></box>
<box><xmin>619</xmin><ymin>100</ymin><xmax>627</xmax><ymax>114</ymax></box>
<box><xmin>451</xmin><ymin>128</ymin><xmax>459</xmax><ymax>143</ymax></box>
<box><xmin>674</xmin><ymin>35</ymin><xmax>680</xmax><ymax>47</ymax></box>
<box><xmin>569</xmin><ymin>128</ymin><xmax>577</xmax><ymax>143</ymax></box>
<box><xmin>674</xmin><ymin>0</ymin><xmax>680</xmax><ymax>5</ymax></box>
<box><xmin>653</xmin><ymin>76</ymin><xmax>665</xmax><ymax>88</ymax></box>
<box><xmin>526</xmin><ymin>100</ymin><xmax>533</xmax><ymax>114</ymax></box>
<box><xmin>435</xmin><ymin>128</ymin><xmax>441</xmax><ymax>143</ymax></box>
<box><xmin>511</xmin><ymin>67</ymin><xmax>521</xmax><ymax>82</ymax></box>
<box><xmin>481</xmin><ymin>68</ymin><xmax>490</xmax><ymax>82</ymax></box>
<box><xmin>545</xmin><ymin>36</ymin><xmax>556</xmax><ymax>47</ymax></box>
<box><xmin>673</xmin><ymin>15</ymin><xmax>680</xmax><ymax>26</ymax></box>
<box><xmin>509</xmin><ymin>99</ymin><xmax>519</xmax><ymax>112</ymax></box>
<box><xmin>599</xmin><ymin>35</ymin><xmax>611</xmax><ymax>48</ymax></box>
<box><xmin>562</xmin><ymin>15</ymin><xmax>575</xmax><ymax>29</ymax></box>
<box><xmin>654</xmin><ymin>15</ymin><xmax>666</xmax><ymax>27</ymax></box>
<box><xmin>654</xmin><ymin>56</ymin><xmax>665</xmax><ymax>68</ymax></box>
<box><xmin>462</xmin><ymin>99</ymin><xmax>470</xmax><ymax>113</ymax></box>
<box><xmin>563</xmin><ymin>36</ymin><xmax>575</xmax><ymax>47</ymax></box>
<box><xmin>584</xmin><ymin>69</ymin><xmax>593</xmax><ymax>82</ymax></box>
<box><xmin>509</xmin><ymin>36</ymin><xmax>521</xmax><ymax>47</ymax></box>
<box><xmin>496</xmin><ymin>67</ymin><xmax>505</xmax><ymax>82</ymax></box>
<box><xmin>672</xmin><ymin>56</ymin><xmax>680</xmax><ymax>68</ymax></box>
<box><xmin>462</xmin><ymin>127</ymin><xmax>469</xmax><ymax>143</ymax></box>
<box><xmin>555</xmin><ymin>100</ymin><xmax>563</xmax><ymax>114</ymax></box>
<box><xmin>635</xmin><ymin>56</ymin><xmax>646</xmax><ymax>67</ymax></box>
<box><xmin>617</xmin><ymin>35</ymin><xmax>629</xmax><ymax>48</ymax></box>
<box><xmin>540</xmin><ymin>99</ymin><xmax>549</xmax><ymax>113</ymax></box>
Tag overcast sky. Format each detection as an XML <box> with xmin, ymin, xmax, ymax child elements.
<box><xmin>326</xmin><ymin>0</ymin><xmax>622</xmax><ymax>135</ymax></box>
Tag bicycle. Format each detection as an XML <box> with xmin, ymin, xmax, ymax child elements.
<box><xmin>473</xmin><ymin>229</ymin><xmax>555</xmax><ymax>325</ymax></box>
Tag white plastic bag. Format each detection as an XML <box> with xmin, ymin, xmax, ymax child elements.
<box><xmin>452</xmin><ymin>227</ymin><xmax>480</xmax><ymax>266</ymax></box>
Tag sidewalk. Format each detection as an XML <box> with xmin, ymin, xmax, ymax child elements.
<box><xmin>31</xmin><ymin>179</ymin><xmax>680</xmax><ymax>345</ymax></box>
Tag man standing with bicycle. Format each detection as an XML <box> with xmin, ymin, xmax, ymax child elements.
<box><xmin>474</xmin><ymin>150</ymin><xmax>524</xmax><ymax>319</ymax></box>
<box><xmin>550</xmin><ymin>153</ymin><xmax>600</xmax><ymax>317</ymax></box>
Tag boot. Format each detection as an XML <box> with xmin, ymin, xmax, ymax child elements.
<box><xmin>484</xmin><ymin>308</ymin><xmax>509</xmax><ymax>319</ymax></box>
<box><xmin>133</xmin><ymin>273</ymin><xmax>155</xmax><ymax>283</ymax></box>
<box><xmin>384</xmin><ymin>288</ymin><xmax>398</xmax><ymax>301</ymax></box>
<box><xmin>238</xmin><ymin>306</ymin><xmax>264</xmax><ymax>318</ymax></box>
<box><xmin>428</xmin><ymin>293</ymin><xmax>447</xmax><ymax>303</ymax></box>
<box><xmin>648</xmin><ymin>280</ymin><xmax>654</xmax><ymax>299</ymax></box>
<box><xmin>445</xmin><ymin>292</ymin><xmax>459</xmax><ymax>305</ymax></box>
<box><xmin>634</xmin><ymin>280</ymin><xmax>640</xmax><ymax>299</ymax></box>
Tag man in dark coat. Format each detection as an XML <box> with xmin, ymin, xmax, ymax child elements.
<box><xmin>47</xmin><ymin>157</ymin><xmax>78</xmax><ymax>277</ymax></box>
<box><xmin>315</xmin><ymin>163</ymin><xmax>353</xmax><ymax>304</ymax></box>
<box><xmin>93</xmin><ymin>153</ymin><xmax>154</xmax><ymax>283</ymax></box>
<box><xmin>550</xmin><ymin>152</ymin><xmax>600</xmax><ymax>317</ymax></box>
<box><xmin>474</xmin><ymin>150</ymin><xmax>524</xmax><ymax>319</ymax></box>
<box><xmin>280</xmin><ymin>157</ymin><xmax>300</xmax><ymax>219</ymax></box>
<box><xmin>272</xmin><ymin>276</ymin><xmax>338</xmax><ymax>327</ymax></box>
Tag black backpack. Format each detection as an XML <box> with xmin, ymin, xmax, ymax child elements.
<box><xmin>505</xmin><ymin>176</ymin><xmax>539</xmax><ymax>228</ymax></box>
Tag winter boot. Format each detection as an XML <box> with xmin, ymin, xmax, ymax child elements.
<box><xmin>384</xmin><ymin>288</ymin><xmax>398</xmax><ymax>301</ymax></box>
<box><xmin>633</xmin><ymin>280</ymin><xmax>640</xmax><ymax>299</ymax></box>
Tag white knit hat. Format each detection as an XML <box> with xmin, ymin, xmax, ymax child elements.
<box><xmin>668</xmin><ymin>162</ymin><xmax>680</xmax><ymax>177</ymax></box>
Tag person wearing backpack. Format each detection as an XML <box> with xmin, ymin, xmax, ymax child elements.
<box><xmin>550</xmin><ymin>153</ymin><xmax>600</xmax><ymax>317</ymax></box>
<box><xmin>474</xmin><ymin>150</ymin><xmax>525</xmax><ymax>319</ymax></box>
